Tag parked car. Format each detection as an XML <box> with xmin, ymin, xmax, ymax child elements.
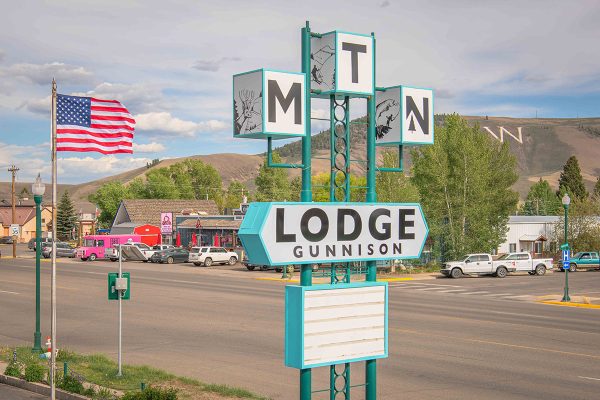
<box><xmin>150</xmin><ymin>248</ymin><xmax>190</xmax><ymax>264</ymax></box>
<box><xmin>559</xmin><ymin>252</ymin><xmax>600</xmax><ymax>272</ymax></box>
<box><xmin>440</xmin><ymin>252</ymin><xmax>553</xmax><ymax>278</ymax></box>
<box><xmin>243</xmin><ymin>255</ymin><xmax>272</xmax><ymax>271</ymax></box>
<box><xmin>107</xmin><ymin>242</ymin><xmax>155</xmax><ymax>262</ymax></box>
<box><xmin>0</xmin><ymin>236</ymin><xmax>14</xmax><ymax>244</ymax></box>
<box><xmin>189</xmin><ymin>246</ymin><xmax>238</xmax><ymax>267</ymax></box>
<box><xmin>148</xmin><ymin>244</ymin><xmax>175</xmax><ymax>262</ymax></box>
<box><xmin>42</xmin><ymin>242</ymin><xmax>76</xmax><ymax>258</ymax></box>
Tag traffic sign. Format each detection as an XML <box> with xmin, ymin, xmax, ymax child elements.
<box><xmin>10</xmin><ymin>224</ymin><xmax>20</xmax><ymax>236</ymax></box>
<box><xmin>238</xmin><ymin>202</ymin><xmax>428</xmax><ymax>266</ymax></box>
<box><xmin>108</xmin><ymin>272</ymin><xmax>130</xmax><ymax>300</ymax></box>
<box><xmin>562</xmin><ymin>250</ymin><xmax>570</xmax><ymax>270</ymax></box>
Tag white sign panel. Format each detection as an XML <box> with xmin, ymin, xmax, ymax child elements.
<box><xmin>241</xmin><ymin>202</ymin><xmax>428</xmax><ymax>266</ymax></box>
<box><xmin>233</xmin><ymin>70</ymin><xmax>263</xmax><ymax>136</ymax></box>
<box><xmin>336</xmin><ymin>32</ymin><xmax>374</xmax><ymax>94</ymax></box>
<box><xmin>160</xmin><ymin>212</ymin><xmax>173</xmax><ymax>234</ymax></box>
<box><xmin>375</xmin><ymin>86</ymin><xmax>401</xmax><ymax>145</ymax></box>
<box><xmin>285</xmin><ymin>283</ymin><xmax>388</xmax><ymax>369</ymax></box>
<box><xmin>310</xmin><ymin>33</ymin><xmax>335</xmax><ymax>93</ymax></box>
<box><xmin>376</xmin><ymin>86</ymin><xmax>434</xmax><ymax>146</ymax></box>
<box><xmin>401</xmin><ymin>86</ymin><xmax>434</xmax><ymax>145</ymax></box>
<box><xmin>233</xmin><ymin>69</ymin><xmax>306</xmax><ymax>139</ymax></box>
<box><xmin>10</xmin><ymin>224</ymin><xmax>20</xmax><ymax>236</ymax></box>
<box><xmin>263</xmin><ymin>70</ymin><xmax>305</xmax><ymax>136</ymax></box>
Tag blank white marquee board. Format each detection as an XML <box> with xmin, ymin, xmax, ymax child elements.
<box><xmin>285</xmin><ymin>282</ymin><xmax>388</xmax><ymax>369</ymax></box>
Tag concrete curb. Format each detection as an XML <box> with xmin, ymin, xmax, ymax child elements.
<box><xmin>537</xmin><ymin>301</ymin><xmax>600</xmax><ymax>309</ymax></box>
<box><xmin>0</xmin><ymin>374</ymin><xmax>89</xmax><ymax>399</ymax></box>
<box><xmin>378</xmin><ymin>277</ymin><xmax>414</xmax><ymax>282</ymax></box>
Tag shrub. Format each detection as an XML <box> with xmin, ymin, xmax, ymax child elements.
<box><xmin>121</xmin><ymin>386</ymin><xmax>178</xmax><ymax>400</ymax></box>
<box><xmin>24</xmin><ymin>363</ymin><xmax>46</xmax><ymax>382</ymax></box>
<box><xmin>4</xmin><ymin>361</ymin><xmax>22</xmax><ymax>377</ymax></box>
<box><xmin>58</xmin><ymin>374</ymin><xmax>85</xmax><ymax>394</ymax></box>
<box><xmin>94</xmin><ymin>387</ymin><xmax>119</xmax><ymax>400</ymax></box>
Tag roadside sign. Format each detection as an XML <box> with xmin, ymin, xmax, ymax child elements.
<box><xmin>160</xmin><ymin>212</ymin><xmax>173</xmax><ymax>234</ymax></box>
<box><xmin>238</xmin><ymin>202</ymin><xmax>428</xmax><ymax>266</ymax></box>
<box><xmin>233</xmin><ymin>69</ymin><xmax>306</xmax><ymax>139</ymax></box>
<box><xmin>108</xmin><ymin>272</ymin><xmax>130</xmax><ymax>300</ymax></box>
<box><xmin>285</xmin><ymin>282</ymin><xmax>388</xmax><ymax>369</ymax></box>
<box><xmin>10</xmin><ymin>224</ymin><xmax>20</xmax><ymax>236</ymax></box>
<box><xmin>562</xmin><ymin>250</ymin><xmax>570</xmax><ymax>270</ymax></box>
<box><xmin>375</xmin><ymin>85</ymin><xmax>434</xmax><ymax>146</ymax></box>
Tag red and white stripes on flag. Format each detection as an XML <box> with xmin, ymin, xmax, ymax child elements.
<box><xmin>55</xmin><ymin>94</ymin><xmax>135</xmax><ymax>154</ymax></box>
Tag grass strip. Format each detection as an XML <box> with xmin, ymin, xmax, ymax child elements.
<box><xmin>1</xmin><ymin>346</ymin><xmax>269</xmax><ymax>399</ymax></box>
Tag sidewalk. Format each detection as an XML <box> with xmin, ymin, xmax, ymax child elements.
<box><xmin>0</xmin><ymin>383</ymin><xmax>46</xmax><ymax>399</ymax></box>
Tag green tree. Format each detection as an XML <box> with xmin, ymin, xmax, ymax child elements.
<box><xmin>554</xmin><ymin>198</ymin><xmax>600</xmax><ymax>252</ymax></box>
<box><xmin>520</xmin><ymin>178</ymin><xmax>562</xmax><ymax>215</ymax></box>
<box><xmin>143</xmin><ymin>169</ymin><xmax>181</xmax><ymax>199</ymax></box>
<box><xmin>289</xmin><ymin>176</ymin><xmax>302</xmax><ymax>201</ymax></box>
<box><xmin>254</xmin><ymin>153</ymin><xmax>291</xmax><ymax>201</ymax></box>
<box><xmin>411</xmin><ymin>114</ymin><xmax>519</xmax><ymax>261</ymax></box>
<box><xmin>223</xmin><ymin>180</ymin><xmax>249</xmax><ymax>209</ymax></box>
<box><xmin>593</xmin><ymin>176</ymin><xmax>600</xmax><ymax>200</ymax></box>
<box><xmin>89</xmin><ymin>182</ymin><xmax>131</xmax><ymax>227</ymax></box>
<box><xmin>557</xmin><ymin>155</ymin><xmax>588</xmax><ymax>200</ymax></box>
<box><xmin>376</xmin><ymin>149</ymin><xmax>420</xmax><ymax>203</ymax></box>
<box><xmin>57</xmin><ymin>191</ymin><xmax>78</xmax><ymax>240</ymax></box>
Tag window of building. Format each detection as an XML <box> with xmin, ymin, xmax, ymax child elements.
<box><xmin>534</xmin><ymin>242</ymin><xmax>543</xmax><ymax>254</ymax></box>
<box><xmin>509</xmin><ymin>243</ymin><xmax>516</xmax><ymax>253</ymax></box>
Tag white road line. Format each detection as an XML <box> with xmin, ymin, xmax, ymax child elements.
<box><xmin>578</xmin><ymin>376</ymin><xmax>600</xmax><ymax>381</ymax></box>
<box><xmin>0</xmin><ymin>289</ymin><xmax>20</xmax><ymax>295</ymax></box>
<box><xmin>460</xmin><ymin>291</ymin><xmax>491</xmax><ymax>295</ymax></box>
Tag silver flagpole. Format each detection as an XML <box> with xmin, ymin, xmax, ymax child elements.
<box><xmin>50</xmin><ymin>78</ymin><xmax>57</xmax><ymax>400</ymax></box>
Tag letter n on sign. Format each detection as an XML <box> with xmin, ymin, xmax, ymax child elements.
<box><xmin>233</xmin><ymin>68</ymin><xmax>306</xmax><ymax>139</ymax></box>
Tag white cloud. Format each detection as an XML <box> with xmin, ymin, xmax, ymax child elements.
<box><xmin>135</xmin><ymin>111</ymin><xmax>228</xmax><ymax>137</ymax></box>
<box><xmin>57</xmin><ymin>155</ymin><xmax>151</xmax><ymax>178</ymax></box>
<box><xmin>133</xmin><ymin>142</ymin><xmax>166</xmax><ymax>153</ymax></box>
<box><xmin>192</xmin><ymin>57</ymin><xmax>241</xmax><ymax>72</ymax></box>
<box><xmin>19</xmin><ymin>95</ymin><xmax>51</xmax><ymax>115</ymax></box>
<box><xmin>1</xmin><ymin>62</ymin><xmax>94</xmax><ymax>85</ymax></box>
<box><xmin>73</xmin><ymin>82</ymin><xmax>164</xmax><ymax>113</ymax></box>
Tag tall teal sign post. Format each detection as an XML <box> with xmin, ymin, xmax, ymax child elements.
<box><xmin>234</xmin><ymin>21</ymin><xmax>434</xmax><ymax>400</ymax></box>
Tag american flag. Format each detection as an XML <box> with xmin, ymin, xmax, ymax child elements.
<box><xmin>56</xmin><ymin>94</ymin><xmax>135</xmax><ymax>154</ymax></box>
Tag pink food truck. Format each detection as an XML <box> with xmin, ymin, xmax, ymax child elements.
<box><xmin>76</xmin><ymin>234</ymin><xmax>141</xmax><ymax>261</ymax></box>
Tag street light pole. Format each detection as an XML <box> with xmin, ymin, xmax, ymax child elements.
<box><xmin>561</xmin><ymin>194</ymin><xmax>571</xmax><ymax>302</ymax></box>
<box><xmin>31</xmin><ymin>174</ymin><xmax>45</xmax><ymax>352</ymax></box>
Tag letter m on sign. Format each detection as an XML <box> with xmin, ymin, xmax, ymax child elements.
<box><xmin>264</xmin><ymin>70</ymin><xmax>306</xmax><ymax>136</ymax></box>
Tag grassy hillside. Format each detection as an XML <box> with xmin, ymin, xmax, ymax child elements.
<box><xmin>2</xmin><ymin>116</ymin><xmax>599</xmax><ymax>211</ymax></box>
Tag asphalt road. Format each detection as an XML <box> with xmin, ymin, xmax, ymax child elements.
<box><xmin>1</xmin><ymin>245</ymin><xmax>600</xmax><ymax>399</ymax></box>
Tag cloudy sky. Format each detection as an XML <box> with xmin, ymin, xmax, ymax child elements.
<box><xmin>1</xmin><ymin>0</ymin><xmax>599</xmax><ymax>184</ymax></box>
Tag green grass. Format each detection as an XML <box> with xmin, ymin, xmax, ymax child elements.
<box><xmin>1</xmin><ymin>346</ymin><xmax>269</xmax><ymax>399</ymax></box>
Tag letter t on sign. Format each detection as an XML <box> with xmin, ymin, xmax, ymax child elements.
<box><xmin>341</xmin><ymin>42</ymin><xmax>367</xmax><ymax>83</ymax></box>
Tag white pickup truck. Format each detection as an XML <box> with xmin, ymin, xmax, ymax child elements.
<box><xmin>440</xmin><ymin>252</ymin><xmax>553</xmax><ymax>278</ymax></box>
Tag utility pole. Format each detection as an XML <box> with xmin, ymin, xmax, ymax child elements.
<box><xmin>8</xmin><ymin>165</ymin><xmax>19</xmax><ymax>258</ymax></box>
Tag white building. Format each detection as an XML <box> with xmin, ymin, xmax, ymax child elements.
<box><xmin>498</xmin><ymin>216</ymin><xmax>559</xmax><ymax>255</ymax></box>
